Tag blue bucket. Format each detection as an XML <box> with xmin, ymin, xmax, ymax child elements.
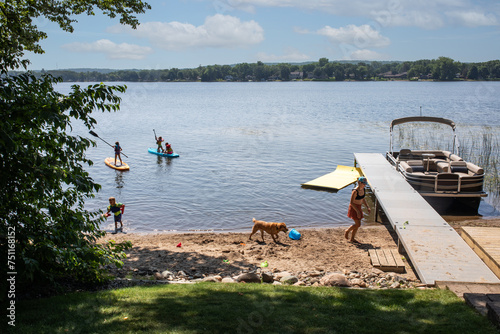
<box><xmin>289</xmin><ymin>228</ymin><xmax>301</xmax><ymax>240</ymax></box>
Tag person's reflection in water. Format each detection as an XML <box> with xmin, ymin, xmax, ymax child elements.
<box><xmin>114</xmin><ymin>171</ymin><xmax>124</xmax><ymax>189</ymax></box>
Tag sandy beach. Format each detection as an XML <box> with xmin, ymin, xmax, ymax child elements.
<box><xmin>100</xmin><ymin>217</ymin><xmax>500</xmax><ymax>284</ymax></box>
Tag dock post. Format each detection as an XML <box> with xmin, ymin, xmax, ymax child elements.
<box><xmin>397</xmin><ymin>238</ymin><xmax>404</xmax><ymax>254</ymax></box>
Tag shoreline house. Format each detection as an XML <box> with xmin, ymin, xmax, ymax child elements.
<box><xmin>379</xmin><ymin>71</ymin><xmax>408</xmax><ymax>79</ymax></box>
<box><xmin>290</xmin><ymin>71</ymin><xmax>304</xmax><ymax>80</ymax></box>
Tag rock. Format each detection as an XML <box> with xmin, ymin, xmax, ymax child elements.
<box><xmin>308</xmin><ymin>271</ymin><xmax>323</xmax><ymax>277</ymax></box>
<box><xmin>272</xmin><ymin>281</ymin><xmax>282</xmax><ymax>285</ymax></box>
<box><xmin>221</xmin><ymin>277</ymin><xmax>236</xmax><ymax>283</ymax></box>
<box><xmin>320</xmin><ymin>273</ymin><xmax>351</xmax><ymax>287</ymax></box>
<box><xmin>308</xmin><ymin>278</ymin><xmax>320</xmax><ymax>285</ymax></box>
<box><xmin>274</xmin><ymin>271</ymin><xmax>292</xmax><ymax>280</ymax></box>
<box><xmin>293</xmin><ymin>281</ymin><xmax>306</xmax><ymax>286</ymax></box>
<box><xmin>390</xmin><ymin>282</ymin><xmax>401</xmax><ymax>289</ymax></box>
<box><xmin>350</xmin><ymin>278</ymin><xmax>366</xmax><ymax>288</ymax></box>
<box><xmin>280</xmin><ymin>275</ymin><xmax>299</xmax><ymax>285</ymax></box>
<box><xmin>161</xmin><ymin>270</ymin><xmax>173</xmax><ymax>278</ymax></box>
<box><xmin>261</xmin><ymin>272</ymin><xmax>274</xmax><ymax>283</ymax></box>
<box><xmin>154</xmin><ymin>272</ymin><xmax>164</xmax><ymax>280</ymax></box>
<box><xmin>236</xmin><ymin>273</ymin><xmax>261</xmax><ymax>283</ymax></box>
<box><xmin>203</xmin><ymin>276</ymin><xmax>219</xmax><ymax>282</ymax></box>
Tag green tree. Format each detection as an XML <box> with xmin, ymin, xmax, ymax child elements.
<box><xmin>324</xmin><ymin>62</ymin><xmax>335</xmax><ymax>78</ymax></box>
<box><xmin>318</xmin><ymin>57</ymin><xmax>329</xmax><ymax>67</ymax></box>
<box><xmin>467</xmin><ymin>65</ymin><xmax>479</xmax><ymax>80</ymax></box>
<box><xmin>279</xmin><ymin>64</ymin><xmax>290</xmax><ymax>81</ymax></box>
<box><xmin>334</xmin><ymin>67</ymin><xmax>345</xmax><ymax>81</ymax></box>
<box><xmin>432</xmin><ymin>57</ymin><xmax>458</xmax><ymax>81</ymax></box>
<box><xmin>1</xmin><ymin>0</ymin><xmax>150</xmax><ymax>289</ymax></box>
<box><xmin>254</xmin><ymin>61</ymin><xmax>268</xmax><ymax>81</ymax></box>
<box><xmin>479</xmin><ymin>66</ymin><xmax>490</xmax><ymax>79</ymax></box>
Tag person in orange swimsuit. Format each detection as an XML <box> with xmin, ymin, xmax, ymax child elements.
<box><xmin>345</xmin><ymin>176</ymin><xmax>371</xmax><ymax>243</ymax></box>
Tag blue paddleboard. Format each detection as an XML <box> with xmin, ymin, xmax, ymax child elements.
<box><xmin>148</xmin><ymin>148</ymin><xmax>179</xmax><ymax>158</ymax></box>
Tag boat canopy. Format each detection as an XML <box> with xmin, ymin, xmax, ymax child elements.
<box><xmin>389</xmin><ymin>116</ymin><xmax>458</xmax><ymax>155</ymax></box>
<box><xmin>390</xmin><ymin>116</ymin><xmax>456</xmax><ymax>131</ymax></box>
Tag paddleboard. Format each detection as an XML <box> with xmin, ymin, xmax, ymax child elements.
<box><xmin>104</xmin><ymin>157</ymin><xmax>130</xmax><ymax>171</ymax></box>
<box><xmin>148</xmin><ymin>147</ymin><xmax>179</xmax><ymax>158</ymax></box>
<box><xmin>301</xmin><ymin>165</ymin><xmax>363</xmax><ymax>191</ymax></box>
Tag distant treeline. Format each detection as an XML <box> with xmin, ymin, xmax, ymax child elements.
<box><xmin>34</xmin><ymin>57</ymin><xmax>500</xmax><ymax>82</ymax></box>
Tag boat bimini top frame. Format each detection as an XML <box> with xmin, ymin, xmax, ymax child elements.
<box><xmin>389</xmin><ymin>116</ymin><xmax>459</xmax><ymax>156</ymax></box>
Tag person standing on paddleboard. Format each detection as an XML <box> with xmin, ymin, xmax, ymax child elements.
<box><xmin>106</xmin><ymin>197</ymin><xmax>125</xmax><ymax>234</ymax></box>
<box><xmin>156</xmin><ymin>136</ymin><xmax>165</xmax><ymax>153</ymax></box>
<box><xmin>114</xmin><ymin>141</ymin><xmax>123</xmax><ymax>166</ymax></box>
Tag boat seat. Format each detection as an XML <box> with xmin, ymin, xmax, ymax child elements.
<box><xmin>449</xmin><ymin>154</ymin><xmax>463</xmax><ymax>162</ymax></box>
<box><xmin>466</xmin><ymin>162</ymin><xmax>484</xmax><ymax>175</ymax></box>
<box><xmin>450</xmin><ymin>161</ymin><xmax>468</xmax><ymax>173</ymax></box>
<box><xmin>398</xmin><ymin>149</ymin><xmax>412</xmax><ymax>161</ymax></box>
<box><xmin>400</xmin><ymin>160</ymin><xmax>425</xmax><ymax>173</ymax></box>
<box><xmin>434</xmin><ymin>159</ymin><xmax>450</xmax><ymax>173</ymax></box>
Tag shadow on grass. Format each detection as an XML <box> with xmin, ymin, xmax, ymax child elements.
<box><xmin>11</xmin><ymin>283</ymin><xmax>496</xmax><ymax>334</ymax></box>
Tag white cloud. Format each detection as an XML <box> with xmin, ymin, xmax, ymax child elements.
<box><xmin>216</xmin><ymin>0</ymin><xmax>498</xmax><ymax>29</ymax></box>
<box><xmin>110</xmin><ymin>14</ymin><xmax>264</xmax><ymax>50</ymax></box>
<box><xmin>446</xmin><ymin>11</ymin><xmax>498</xmax><ymax>27</ymax></box>
<box><xmin>62</xmin><ymin>39</ymin><xmax>153</xmax><ymax>60</ymax></box>
<box><xmin>350</xmin><ymin>49</ymin><xmax>387</xmax><ymax>60</ymax></box>
<box><xmin>317</xmin><ymin>24</ymin><xmax>390</xmax><ymax>49</ymax></box>
<box><xmin>256</xmin><ymin>48</ymin><xmax>310</xmax><ymax>62</ymax></box>
<box><xmin>371</xmin><ymin>10</ymin><xmax>445</xmax><ymax>29</ymax></box>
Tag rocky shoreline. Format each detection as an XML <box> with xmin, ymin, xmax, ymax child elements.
<box><xmin>107</xmin><ymin>265</ymin><xmax>425</xmax><ymax>290</ymax></box>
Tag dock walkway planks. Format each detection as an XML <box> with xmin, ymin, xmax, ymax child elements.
<box><xmin>354</xmin><ymin>153</ymin><xmax>500</xmax><ymax>286</ymax></box>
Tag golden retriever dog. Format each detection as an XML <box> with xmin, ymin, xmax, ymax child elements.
<box><xmin>249</xmin><ymin>218</ymin><xmax>288</xmax><ymax>242</ymax></box>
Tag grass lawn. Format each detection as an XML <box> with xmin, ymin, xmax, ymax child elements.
<box><xmin>9</xmin><ymin>283</ymin><xmax>497</xmax><ymax>334</ymax></box>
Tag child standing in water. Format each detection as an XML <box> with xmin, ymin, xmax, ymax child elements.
<box><xmin>114</xmin><ymin>141</ymin><xmax>123</xmax><ymax>166</ymax></box>
<box><xmin>345</xmin><ymin>176</ymin><xmax>371</xmax><ymax>243</ymax></box>
<box><xmin>106</xmin><ymin>197</ymin><xmax>125</xmax><ymax>234</ymax></box>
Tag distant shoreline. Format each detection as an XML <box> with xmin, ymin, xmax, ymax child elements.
<box><xmin>17</xmin><ymin>57</ymin><xmax>500</xmax><ymax>82</ymax></box>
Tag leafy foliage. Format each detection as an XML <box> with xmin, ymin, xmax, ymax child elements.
<box><xmin>0</xmin><ymin>73</ymin><xmax>132</xmax><ymax>286</ymax></box>
<box><xmin>0</xmin><ymin>0</ymin><xmax>150</xmax><ymax>289</ymax></box>
<box><xmin>0</xmin><ymin>0</ymin><xmax>151</xmax><ymax>73</ymax></box>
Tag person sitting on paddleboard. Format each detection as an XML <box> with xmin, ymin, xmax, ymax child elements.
<box><xmin>165</xmin><ymin>142</ymin><xmax>173</xmax><ymax>154</ymax></box>
<box><xmin>156</xmin><ymin>136</ymin><xmax>165</xmax><ymax>153</ymax></box>
<box><xmin>114</xmin><ymin>141</ymin><xmax>123</xmax><ymax>166</ymax></box>
<box><xmin>106</xmin><ymin>197</ymin><xmax>125</xmax><ymax>234</ymax></box>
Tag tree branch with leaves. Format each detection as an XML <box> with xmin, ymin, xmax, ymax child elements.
<box><xmin>0</xmin><ymin>0</ymin><xmax>150</xmax><ymax>290</ymax></box>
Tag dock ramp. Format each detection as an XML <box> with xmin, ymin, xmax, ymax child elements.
<box><xmin>354</xmin><ymin>153</ymin><xmax>500</xmax><ymax>286</ymax></box>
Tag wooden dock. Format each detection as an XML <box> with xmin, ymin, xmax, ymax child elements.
<box><xmin>368</xmin><ymin>248</ymin><xmax>405</xmax><ymax>273</ymax></box>
<box><xmin>461</xmin><ymin>227</ymin><xmax>500</xmax><ymax>279</ymax></box>
<box><xmin>354</xmin><ymin>153</ymin><xmax>500</xmax><ymax>286</ymax></box>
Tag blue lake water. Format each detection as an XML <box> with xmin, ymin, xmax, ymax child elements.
<box><xmin>62</xmin><ymin>81</ymin><xmax>500</xmax><ymax>233</ymax></box>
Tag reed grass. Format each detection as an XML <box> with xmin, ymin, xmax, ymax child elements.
<box><xmin>459</xmin><ymin>128</ymin><xmax>500</xmax><ymax>208</ymax></box>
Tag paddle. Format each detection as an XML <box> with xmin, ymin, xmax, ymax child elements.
<box><xmin>89</xmin><ymin>130</ymin><xmax>129</xmax><ymax>158</ymax></box>
<box><xmin>153</xmin><ymin>129</ymin><xmax>157</xmax><ymax>140</ymax></box>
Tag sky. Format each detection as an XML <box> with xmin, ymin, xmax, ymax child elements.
<box><xmin>26</xmin><ymin>0</ymin><xmax>500</xmax><ymax>71</ymax></box>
